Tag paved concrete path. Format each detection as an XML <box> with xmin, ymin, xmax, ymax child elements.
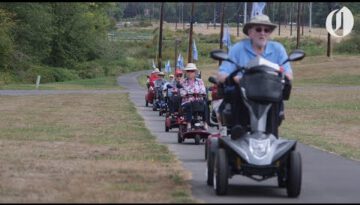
<box><xmin>118</xmin><ymin>70</ymin><xmax>360</xmax><ymax>203</ymax></box>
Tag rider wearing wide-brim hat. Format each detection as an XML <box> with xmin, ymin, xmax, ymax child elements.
<box><xmin>180</xmin><ymin>63</ymin><xmax>209</xmax><ymax>131</ymax></box>
<box><xmin>242</xmin><ymin>14</ymin><xmax>277</xmax><ymax>36</ymax></box>
<box><xmin>183</xmin><ymin>63</ymin><xmax>198</xmax><ymax>71</ymax></box>
<box><xmin>217</xmin><ymin>14</ymin><xmax>293</xmax><ymax>137</ymax></box>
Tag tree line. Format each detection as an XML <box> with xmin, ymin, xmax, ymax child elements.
<box><xmin>0</xmin><ymin>2</ymin><xmax>359</xmax><ymax>84</ymax></box>
<box><xmin>0</xmin><ymin>2</ymin><xmax>123</xmax><ymax>83</ymax></box>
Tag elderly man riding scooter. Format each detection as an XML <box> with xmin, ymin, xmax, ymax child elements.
<box><xmin>217</xmin><ymin>14</ymin><xmax>293</xmax><ymax>137</ymax></box>
<box><xmin>180</xmin><ymin>63</ymin><xmax>209</xmax><ymax>132</ymax></box>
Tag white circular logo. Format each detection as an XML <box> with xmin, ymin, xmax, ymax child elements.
<box><xmin>326</xmin><ymin>6</ymin><xmax>354</xmax><ymax>38</ymax></box>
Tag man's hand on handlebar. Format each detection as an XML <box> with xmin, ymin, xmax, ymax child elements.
<box><xmin>217</xmin><ymin>72</ymin><xmax>241</xmax><ymax>85</ymax></box>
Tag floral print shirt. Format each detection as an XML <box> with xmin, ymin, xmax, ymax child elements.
<box><xmin>180</xmin><ymin>78</ymin><xmax>206</xmax><ymax>105</ymax></box>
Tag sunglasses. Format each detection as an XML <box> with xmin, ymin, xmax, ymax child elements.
<box><xmin>176</xmin><ymin>75</ymin><xmax>182</xmax><ymax>77</ymax></box>
<box><xmin>186</xmin><ymin>70</ymin><xmax>195</xmax><ymax>73</ymax></box>
<box><xmin>255</xmin><ymin>27</ymin><xmax>271</xmax><ymax>33</ymax></box>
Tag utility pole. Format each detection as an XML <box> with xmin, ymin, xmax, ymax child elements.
<box><xmin>278</xmin><ymin>3</ymin><xmax>281</xmax><ymax>36</ymax></box>
<box><xmin>244</xmin><ymin>2</ymin><xmax>247</xmax><ymax>25</ymax></box>
<box><xmin>213</xmin><ymin>3</ymin><xmax>216</xmax><ymax>29</ymax></box>
<box><xmin>174</xmin><ymin>38</ymin><xmax>180</xmax><ymax>70</ymax></box>
<box><xmin>158</xmin><ymin>2</ymin><xmax>164</xmax><ymax>70</ymax></box>
<box><xmin>309</xmin><ymin>2</ymin><xmax>312</xmax><ymax>32</ymax></box>
<box><xmin>219</xmin><ymin>2</ymin><xmax>225</xmax><ymax>66</ymax></box>
<box><xmin>182</xmin><ymin>3</ymin><xmax>184</xmax><ymax>30</ymax></box>
<box><xmin>327</xmin><ymin>3</ymin><xmax>332</xmax><ymax>57</ymax></box>
<box><xmin>301</xmin><ymin>3</ymin><xmax>304</xmax><ymax>36</ymax></box>
<box><xmin>290</xmin><ymin>2</ymin><xmax>293</xmax><ymax>36</ymax></box>
<box><xmin>150</xmin><ymin>3</ymin><xmax>153</xmax><ymax>23</ymax></box>
<box><xmin>296</xmin><ymin>2</ymin><xmax>301</xmax><ymax>49</ymax></box>
<box><xmin>237</xmin><ymin>2</ymin><xmax>240</xmax><ymax>37</ymax></box>
<box><xmin>220</xmin><ymin>3</ymin><xmax>225</xmax><ymax>50</ymax></box>
<box><xmin>272</xmin><ymin>2</ymin><xmax>275</xmax><ymax>22</ymax></box>
<box><xmin>175</xmin><ymin>2</ymin><xmax>177</xmax><ymax>30</ymax></box>
<box><xmin>188</xmin><ymin>2</ymin><xmax>195</xmax><ymax>63</ymax></box>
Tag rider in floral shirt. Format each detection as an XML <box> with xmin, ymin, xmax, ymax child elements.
<box><xmin>180</xmin><ymin>63</ymin><xmax>208</xmax><ymax>131</ymax></box>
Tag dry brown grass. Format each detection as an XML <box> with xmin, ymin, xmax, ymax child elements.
<box><xmin>155</xmin><ymin>23</ymin><xmax>346</xmax><ymax>43</ymax></box>
<box><xmin>0</xmin><ymin>94</ymin><xmax>195</xmax><ymax>203</ymax></box>
<box><xmin>292</xmin><ymin>55</ymin><xmax>360</xmax><ymax>82</ymax></box>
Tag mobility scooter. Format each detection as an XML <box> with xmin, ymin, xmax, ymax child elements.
<box><xmin>176</xmin><ymin>83</ymin><xmax>211</xmax><ymax>145</ymax></box>
<box><xmin>152</xmin><ymin>78</ymin><xmax>167</xmax><ymax>113</ymax></box>
<box><xmin>145</xmin><ymin>72</ymin><xmax>159</xmax><ymax>107</ymax></box>
<box><xmin>207</xmin><ymin>49</ymin><xmax>305</xmax><ymax>198</ymax></box>
<box><xmin>164</xmin><ymin>83</ymin><xmax>183</xmax><ymax>132</ymax></box>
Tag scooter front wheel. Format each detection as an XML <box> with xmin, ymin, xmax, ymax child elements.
<box><xmin>194</xmin><ymin>135</ymin><xmax>200</xmax><ymax>145</ymax></box>
<box><xmin>206</xmin><ymin>146</ymin><xmax>215</xmax><ymax>186</ymax></box>
<box><xmin>214</xmin><ymin>148</ymin><xmax>228</xmax><ymax>195</ymax></box>
<box><xmin>286</xmin><ymin>151</ymin><xmax>302</xmax><ymax>198</ymax></box>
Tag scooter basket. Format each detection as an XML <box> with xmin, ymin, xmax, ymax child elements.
<box><xmin>240</xmin><ymin>66</ymin><xmax>282</xmax><ymax>103</ymax></box>
<box><xmin>191</xmin><ymin>100</ymin><xmax>205</xmax><ymax>113</ymax></box>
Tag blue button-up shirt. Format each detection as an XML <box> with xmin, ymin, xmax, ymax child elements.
<box><xmin>219</xmin><ymin>39</ymin><xmax>293</xmax><ymax>78</ymax></box>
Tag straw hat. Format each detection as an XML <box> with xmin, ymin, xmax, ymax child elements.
<box><xmin>243</xmin><ymin>14</ymin><xmax>277</xmax><ymax>36</ymax></box>
<box><xmin>184</xmin><ymin>63</ymin><xmax>198</xmax><ymax>71</ymax></box>
<box><xmin>158</xmin><ymin>72</ymin><xmax>165</xmax><ymax>76</ymax></box>
<box><xmin>152</xmin><ymin>68</ymin><xmax>160</xmax><ymax>73</ymax></box>
<box><xmin>169</xmin><ymin>74</ymin><xmax>174</xmax><ymax>78</ymax></box>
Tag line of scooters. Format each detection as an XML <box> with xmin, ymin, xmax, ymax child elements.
<box><xmin>145</xmin><ymin>49</ymin><xmax>306</xmax><ymax>198</ymax></box>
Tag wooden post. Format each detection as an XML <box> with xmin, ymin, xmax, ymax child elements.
<box><xmin>278</xmin><ymin>3</ymin><xmax>281</xmax><ymax>36</ymax></box>
<box><xmin>290</xmin><ymin>2</ymin><xmax>293</xmax><ymax>36</ymax></box>
<box><xmin>158</xmin><ymin>2</ymin><xmax>164</xmax><ymax>70</ymax></box>
<box><xmin>175</xmin><ymin>2</ymin><xmax>177</xmax><ymax>30</ymax></box>
<box><xmin>309</xmin><ymin>2</ymin><xmax>312</xmax><ymax>33</ymax></box>
<box><xmin>182</xmin><ymin>3</ymin><xmax>184</xmax><ymax>30</ymax></box>
<box><xmin>214</xmin><ymin>3</ymin><xmax>216</xmax><ymax>29</ymax></box>
<box><xmin>35</xmin><ymin>75</ymin><xmax>41</xmax><ymax>89</ymax></box>
<box><xmin>187</xmin><ymin>2</ymin><xmax>195</xmax><ymax>64</ymax></box>
<box><xmin>327</xmin><ymin>3</ymin><xmax>332</xmax><ymax>57</ymax></box>
<box><xmin>301</xmin><ymin>3</ymin><xmax>304</xmax><ymax>36</ymax></box>
<box><xmin>237</xmin><ymin>2</ymin><xmax>240</xmax><ymax>37</ymax></box>
<box><xmin>219</xmin><ymin>2</ymin><xmax>225</xmax><ymax>66</ymax></box>
<box><xmin>296</xmin><ymin>2</ymin><xmax>301</xmax><ymax>49</ymax></box>
<box><xmin>244</xmin><ymin>2</ymin><xmax>247</xmax><ymax>25</ymax></box>
<box><xmin>174</xmin><ymin>39</ymin><xmax>179</xmax><ymax>71</ymax></box>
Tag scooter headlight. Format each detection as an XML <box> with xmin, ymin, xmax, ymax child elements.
<box><xmin>249</xmin><ymin>138</ymin><xmax>270</xmax><ymax>159</ymax></box>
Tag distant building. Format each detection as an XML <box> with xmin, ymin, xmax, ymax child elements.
<box><xmin>116</xmin><ymin>22</ymin><xmax>132</xmax><ymax>28</ymax></box>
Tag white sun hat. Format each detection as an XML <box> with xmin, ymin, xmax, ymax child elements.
<box><xmin>184</xmin><ymin>63</ymin><xmax>198</xmax><ymax>71</ymax></box>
